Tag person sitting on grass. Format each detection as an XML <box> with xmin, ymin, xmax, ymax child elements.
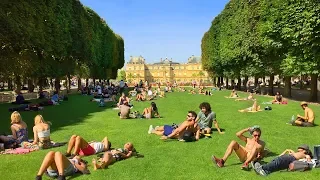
<box><xmin>238</xmin><ymin>100</ymin><xmax>261</xmax><ymax>112</ymax></box>
<box><xmin>146</xmin><ymin>87</ymin><xmax>155</xmax><ymax>101</ymax></box>
<box><xmin>142</xmin><ymin>102</ymin><xmax>160</xmax><ymax>119</ymax></box>
<box><xmin>271</xmin><ymin>92</ymin><xmax>283</xmax><ymax>104</ymax></box>
<box><xmin>212</xmin><ymin>126</ymin><xmax>265</xmax><ymax>170</ymax></box>
<box><xmin>235</xmin><ymin>93</ymin><xmax>254</xmax><ymax>101</ymax></box>
<box><xmin>92</xmin><ymin>142</ymin><xmax>135</xmax><ymax>170</ymax></box>
<box><xmin>148</xmin><ymin>111</ymin><xmax>200</xmax><ymax>141</ymax></box>
<box><xmin>226</xmin><ymin>89</ymin><xmax>239</xmax><ymax>98</ymax></box>
<box><xmin>51</xmin><ymin>91</ymin><xmax>60</xmax><ymax>105</ymax></box>
<box><xmin>117</xmin><ymin>93</ymin><xmax>130</xmax><ymax>107</ymax></box>
<box><xmin>290</xmin><ymin>101</ymin><xmax>315</xmax><ymax>127</ymax></box>
<box><xmin>13</xmin><ymin>92</ymin><xmax>30</xmax><ymax>104</ymax></box>
<box><xmin>119</xmin><ymin>102</ymin><xmax>131</xmax><ymax>119</ymax></box>
<box><xmin>35</xmin><ymin>151</ymin><xmax>90</xmax><ymax>180</ymax></box>
<box><xmin>64</xmin><ymin>135</ymin><xmax>111</xmax><ymax>157</ymax></box>
<box><xmin>253</xmin><ymin>145</ymin><xmax>313</xmax><ymax>176</ymax></box>
<box><xmin>32</xmin><ymin>115</ymin><xmax>52</xmax><ymax>149</ymax></box>
<box><xmin>10</xmin><ymin>111</ymin><xmax>28</xmax><ymax>145</ymax></box>
<box><xmin>136</xmin><ymin>90</ymin><xmax>146</xmax><ymax>101</ymax></box>
<box><xmin>196</xmin><ymin>102</ymin><xmax>224</xmax><ymax>135</ymax></box>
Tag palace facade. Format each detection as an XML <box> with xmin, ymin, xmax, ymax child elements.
<box><xmin>125</xmin><ymin>55</ymin><xmax>210</xmax><ymax>83</ymax></box>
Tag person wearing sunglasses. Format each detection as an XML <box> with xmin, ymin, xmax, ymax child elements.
<box><xmin>212</xmin><ymin>126</ymin><xmax>265</xmax><ymax>170</ymax></box>
<box><xmin>253</xmin><ymin>145</ymin><xmax>313</xmax><ymax>176</ymax></box>
<box><xmin>149</xmin><ymin>111</ymin><xmax>200</xmax><ymax>141</ymax></box>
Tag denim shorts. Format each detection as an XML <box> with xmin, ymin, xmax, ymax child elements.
<box><xmin>47</xmin><ymin>163</ymin><xmax>75</xmax><ymax>177</ymax></box>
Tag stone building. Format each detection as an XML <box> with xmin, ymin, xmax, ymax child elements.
<box><xmin>125</xmin><ymin>55</ymin><xmax>210</xmax><ymax>83</ymax></box>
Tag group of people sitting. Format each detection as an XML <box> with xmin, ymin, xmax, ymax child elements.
<box><xmin>0</xmin><ymin>111</ymin><xmax>52</xmax><ymax>150</ymax></box>
<box><xmin>148</xmin><ymin>102</ymin><xmax>224</xmax><ymax>141</ymax></box>
<box><xmin>212</xmin><ymin>126</ymin><xmax>317</xmax><ymax>176</ymax></box>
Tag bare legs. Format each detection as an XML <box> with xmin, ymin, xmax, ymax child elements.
<box><xmin>222</xmin><ymin>141</ymin><xmax>247</xmax><ymax>162</ymax></box>
<box><xmin>36</xmin><ymin>151</ymin><xmax>71</xmax><ymax>177</ymax></box>
<box><xmin>92</xmin><ymin>152</ymin><xmax>115</xmax><ymax>170</ymax></box>
<box><xmin>151</xmin><ymin>126</ymin><xmax>165</xmax><ymax>136</ymax></box>
<box><xmin>66</xmin><ymin>135</ymin><xmax>89</xmax><ymax>155</ymax></box>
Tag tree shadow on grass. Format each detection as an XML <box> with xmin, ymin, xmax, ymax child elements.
<box><xmin>0</xmin><ymin>94</ymin><xmax>117</xmax><ymax>139</ymax></box>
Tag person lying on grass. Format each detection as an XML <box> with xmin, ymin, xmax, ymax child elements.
<box><xmin>212</xmin><ymin>126</ymin><xmax>265</xmax><ymax>170</ymax></box>
<box><xmin>235</xmin><ymin>93</ymin><xmax>254</xmax><ymax>101</ymax></box>
<box><xmin>196</xmin><ymin>102</ymin><xmax>224</xmax><ymax>135</ymax></box>
<box><xmin>289</xmin><ymin>101</ymin><xmax>315</xmax><ymax>127</ymax></box>
<box><xmin>253</xmin><ymin>145</ymin><xmax>313</xmax><ymax>176</ymax></box>
<box><xmin>148</xmin><ymin>111</ymin><xmax>200</xmax><ymax>141</ymax></box>
<box><xmin>136</xmin><ymin>90</ymin><xmax>146</xmax><ymax>101</ymax></box>
<box><xmin>92</xmin><ymin>142</ymin><xmax>135</xmax><ymax>170</ymax></box>
<box><xmin>65</xmin><ymin>135</ymin><xmax>111</xmax><ymax>157</ymax></box>
<box><xmin>238</xmin><ymin>100</ymin><xmax>261</xmax><ymax>112</ymax></box>
<box><xmin>142</xmin><ymin>102</ymin><xmax>160</xmax><ymax>119</ymax></box>
<box><xmin>35</xmin><ymin>151</ymin><xmax>90</xmax><ymax>180</ymax></box>
<box><xmin>32</xmin><ymin>115</ymin><xmax>52</xmax><ymax>149</ymax></box>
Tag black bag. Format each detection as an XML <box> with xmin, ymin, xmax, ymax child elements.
<box><xmin>314</xmin><ymin>145</ymin><xmax>320</xmax><ymax>160</ymax></box>
<box><xmin>182</xmin><ymin>131</ymin><xmax>195</xmax><ymax>142</ymax></box>
<box><xmin>264</xmin><ymin>106</ymin><xmax>272</xmax><ymax>110</ymax></box>
<box><xmin>288</xmin><ymin>161</ymin><xmax>312</xmax><ymax>172</ymax></box>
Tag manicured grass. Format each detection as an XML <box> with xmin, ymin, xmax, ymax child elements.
<box><xmin>0</xmin><ymin>90</ymin><xmax>319</xmax><ymax>180</ymax></box>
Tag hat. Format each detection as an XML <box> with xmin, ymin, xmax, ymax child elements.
<box><xmin>298</xmin><ymin>144</ymin><xmax>310</xmax><ymax>151</ymax></box>
<box><xmin>300</xmin><ymin>101</ymin><xmax>308</xmax><ymax>106</ymax></box>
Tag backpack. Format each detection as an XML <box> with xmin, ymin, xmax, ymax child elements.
<box><xmin>288</xmin><ymin>161</ymin><xmax>312</xmax><ymax>172</ymax></box>
<box><xmin>264</xmin><ymin>106</ymin><xmax>272</xmax><ymax>111</ymax></box>
<box><xmin>182</xmin><ymin>131</ymin><xmax>195</xmax><ymax>142</ymax></box>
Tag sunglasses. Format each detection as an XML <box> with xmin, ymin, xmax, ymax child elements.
<box><xmin>253</xmin><ymin>134</ymin><xmax>261</xmax><ymax>137</ymax></box>
<box><xmin>187</xmin><ymin>115</ymin><xmax>192</xmax><ymax>117</ymax></box>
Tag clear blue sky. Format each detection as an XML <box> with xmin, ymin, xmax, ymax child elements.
<box><xmin>80</xmin><ymin>0</ymin><xmax>229</xmax><ymax>65</ymax></box>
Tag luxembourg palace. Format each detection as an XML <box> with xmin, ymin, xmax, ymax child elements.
<box><xmin>125</xmin><ymin>55</ymin><xmax>210</xmax><ymax>83</ymax></box>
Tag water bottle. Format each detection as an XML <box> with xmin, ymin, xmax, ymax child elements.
<box><xmin>291</xmin><ymin>115</ymin><xmax>295</xmax><ymax>121</ymax></box>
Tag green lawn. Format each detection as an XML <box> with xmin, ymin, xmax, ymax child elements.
<box><xmin>0</xmin><ymin>90</ymin><xmax>319</xmax><ymax>180</ymax></box>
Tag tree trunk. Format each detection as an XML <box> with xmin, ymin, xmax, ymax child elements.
<box><xmin>237</xmin><ymin>76</ymin><xmax>241</xmax><ymax>90</ymax></box>
<box><xmin>244</xmin><ymin>76</ymin><xmax>249</xmax><ymax>92</ymax></box>
<box><xmin>217</xmin><ymin>77</ymin><xmax>221</xmax><ymax>87</ymax></box>
<box><xmin>93</xmin><ymin>78</ymin><xmax>96</xmax><ymax>86</ymax></box>
<box><xmin>226</xmin><ymin>78</ymin><xmax>229</xmax><ymax>89</ymax></box>
<box><xmin>269</xmin><ymin>75</ymin><xmax>274</xmax><ymax>96</ymax></box>
<box><xmin>263</xmin><ymin>76</ymin><xmax>266</xmax><ymax>84</ymax></box>
<box><xmin>309</xmin><ymin>74</ymin><xmax>318</xmax><ymax>102</ymax></box>
<box><xmin>50</xmin><ymin>79</ymin><xmax>54</xmax><ymax>90</ymax></box>
<box><xmin>283</xmin><ymin>76</ymin><xmax>291</xmax><ymax>98</ymax></box>
<box><xmin>299</xmin><ymin>75</ymin><xmax>303</xmax><ymax>90</ymax></box>
<box><xmin>8</xmin><ymin>78</ymin><xmax>13</xmax><ymax>90</ymax></box>
<box><xmin>78</xmin><ymin>78</ymin><xmax>81</xmax><ymax>90</ymax></box>
<box><xmin>220</xmin><ymin>76</ymin><xmax>224</xmax><ymax>86</ymax></box>
<box><xmin>27</xmin><ymin>79</ymin><xmax>34</xmax><ymax>92</ymax></box>
<box><xmin>15</xmin><ymin>75</ymin><xmax>21</xmax><ymax>93</ymax></box>
<box><xmin>254</xmin><ymin>76</ymin><xmax>259</xmax><ymax>87</ymax></box>
<box><xmin>67</xmin><ymin>73</ymin><xmax>71</xmax><ymax>91</ymax></box>
<box><xmin>38</xmin><ymin>78</ymin><xmax>44</xmax><ymax>92</ymax></box>
<box><xmin>54</xmin><ymin>78</ymin><xmax>60</xmax><ymax>93</ymax></box>
<box><xmin>86</xmin><ymin>78</ymin><xmax>89</xmax><ymax>87</ymax></box>
<box><xmin>213</xmin><ymin>76</ymin><xmax>217</xmax><ymax>87</ymax></box>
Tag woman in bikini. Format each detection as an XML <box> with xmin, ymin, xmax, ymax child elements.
<box><xmin>142</xmin><ymin>102</ymin><xmax>160</xmax><ymax>119</ymax></box>
<box><xmin>92</xmin><ymin>142</ymin><xmax>135</xmax><ymax>170</ymax></box>
<box><xmin>238</xmin><ymin>100</ymin><xmax>261</xmax><ymax>112</ymax></box>
<box><xmin>35</xmin><ymin>151</ymin><xmax>90</xmax><ymax>180</ymax></box>
<box><xmin>10</xmin><ymin>111</ymin><xmax>28</xmax><ymax>145</ymax></box>
<box><xmin>32</xmin><ymin>115</ymin><xmax>52</xmax><ymax>149</ymax></box>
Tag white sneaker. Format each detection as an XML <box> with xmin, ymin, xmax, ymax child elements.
<box><xmin>148</xmin><ymin>125</ymin><xmax>153</xmax><ymax>134</ymax></box>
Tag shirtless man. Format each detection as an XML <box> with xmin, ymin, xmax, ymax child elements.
<box><xmin>238</xmin><ymin>100</ymin><xmax>261</xmax><ymax>112</ymax></box>
<box><xmin>212</xmin><ymin>126</ymin><xmax>265</xmax><ymax>170</ymax></box>
<box><xmin>150</xmin><ymin>111</ymin><xmax>200</xmax><ymax>141</ymax></box>
<box><xmin>253</xmin><ymin>145</ymin><xmax>312</xmax><ymax>176</ymax></box>
<box><xmin>292</xmin><ymin>101</ymin><xmax>315</xmax><ymax>127</ymax></box>
<box><xmin>271</xmin><ymin>92</ymin><xmax>283</xmax><ymax>104</ymax></box>
<box><xmin>65</xmin><ymin>135</ymin><xmax>111</xmax><ymax>157</ymax></box>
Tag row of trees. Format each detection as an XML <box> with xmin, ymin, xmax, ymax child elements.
<box><xmin>0</xmin><ymin>0</ymin><xmax>124</xmax><ymax>92</ymax></box>
<box><xmin>201</xmin><ymin>0</ymin><xmax>320</xmax><ymax>101</ymax></box>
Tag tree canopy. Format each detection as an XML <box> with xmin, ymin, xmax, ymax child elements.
<box><xmin>201</xmin><ymin>0</ymin><xmax>320</xmax><ymax>101</ymax></box>
<box><xmin>0</xmin><ymin>0</ymin><xmax>125</xmax><ymax>91</ymax></box>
